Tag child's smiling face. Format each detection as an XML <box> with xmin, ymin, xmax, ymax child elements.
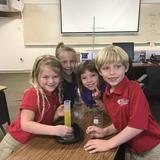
<box><xmin>38</xmin><ymin>66</ymin><xmax>61</xmax><ymax>92</ymax></box>
<box><xmin>59</xmin><ymin>51</ymin><xmax>76</xmax><ymax>75</ymax></box>
<box><xmin>81</xmin><ymin>70</ymin><xmax>99</xmax><ymax>91</ymax></box>
<box><xmin>99</xmin><ymin>62</ymin><xmax>128</xmax><ymax>91</ymax></box>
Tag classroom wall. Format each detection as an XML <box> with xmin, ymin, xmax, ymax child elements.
<box><xmin>0</xmin><ymin>0</ymin><xmax>160</xmax><ymax>72</ymax></box>
<box><xmin>0</xmin><ymin>13</ymin><xmax>99</xmax><ymax>72</ymax></box>
<box><xmin>0</xmin><ymin>17</ymin><xmax>54</xmax><ymax>72</ymax></box>
<box><xmin>23</xmin><ymin>1</ymin><xmax>160</xmax><ymax>45</ymax></box>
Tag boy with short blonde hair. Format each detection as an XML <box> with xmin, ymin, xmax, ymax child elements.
<box><xmin>84</xmin><ymin>45</ymin><xmax>160</xmax><ymax>160</ymax></box>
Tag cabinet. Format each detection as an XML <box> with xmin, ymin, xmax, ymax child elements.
<box><xmin>0</xmin><ymin>0</ymin><xmax>23</xmax><ymax>18</ymax></box>
<box><xmin>145</xmin><ymin>67</ymin><xmax>160</xmax><ymax>96</ymax></box>
<box><xmin>0</xmin><ymin>85</ymin><xmax>10</xmax><ymax>135</ymax></box>
<box><xmin>0</xmin><ymin>11</ymin><xmax>21</xmax><ymax>18</ymax></box>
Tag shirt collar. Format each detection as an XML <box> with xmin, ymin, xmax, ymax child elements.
<box><xmin>105</xmin><ymin>76</ymin><xmax>129</xmax><ymax>96</ymax></box>
<box><xmin>43</xmin><ymin>88</ymin><xmax>54</xmax><ymax>96</ymax></box>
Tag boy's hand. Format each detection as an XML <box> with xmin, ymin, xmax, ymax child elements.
<box><xmin>84</xmin><ymin>139</ymin><xmax>112</xmax><ymax>153</ymax></box>
<box><xmin>86</xmin><ymin>125</ymin><xmax>106</xmax><ymax>138</ymax></box>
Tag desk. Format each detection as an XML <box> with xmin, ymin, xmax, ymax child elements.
<box><xmin>7</xmin><ymin>108</ymin><xmax>118</xmax><ymax>160</ymax></box>
<box><xmin>0</xmin><ymin>85</ymin><xmax>10</xmax><ymax>134</ymax></box>
<box><xmin>132</xmin><ymin>62</ymin><xmax>160</xmax><ymax>68</ymax></box>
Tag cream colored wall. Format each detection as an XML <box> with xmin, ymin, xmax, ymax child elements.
<box><xmin>23</xmin><ymin>3</ymin><xmax>160</xmax><ymax>46</ymax></box>
<box><xmin>0</xmin><ymin>0</ymin><xmax>160</xmax><ymax>72</ymax></box>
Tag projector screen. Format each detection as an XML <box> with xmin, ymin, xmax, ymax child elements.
<box><xmin>60</xmin><ymin>0</ymin><xmax>141</xmax><ymax>34</ymax></box>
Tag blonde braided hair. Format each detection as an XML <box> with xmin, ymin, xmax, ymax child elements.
<box><xmin>30</xmin><ymin>55</ymin><xmax>63</xmax><ymax>120</ymax></box>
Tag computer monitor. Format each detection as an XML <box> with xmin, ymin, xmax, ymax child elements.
<box><xmin>112</xmin><ymin>42</ymin><xmax>134</xmax><ymax>61</ymax></box>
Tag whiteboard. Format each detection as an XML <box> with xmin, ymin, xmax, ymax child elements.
<box><xmin>23</xmin><ymin>3</ymin><xmax>160</xmax><ymax>45</ymax></box>
<box><xmin>60</xmin><ymin>0</ymin><xmax>140</xmax><ymax>33</ymax></box>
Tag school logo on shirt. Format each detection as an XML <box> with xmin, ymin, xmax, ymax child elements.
<box><xmin>117</xmin><ymin>98</ymin><xmax>129</xmax><ymax>106</ymax></box>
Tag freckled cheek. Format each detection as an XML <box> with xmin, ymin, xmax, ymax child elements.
<box><xmin>39</xmin><ymin>78</ymin><xmax>46</xmax><ymax>84</ymax></box>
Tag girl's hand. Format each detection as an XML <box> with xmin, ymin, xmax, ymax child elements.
<box><xmin>84</xmin><ymin>139</ymin><xmax>112</xmax><ymax>153</ymax></box>
<box><xmin>54</xmin><ymin>125</ymin><xmax>73</xmax><ymax>137</ymax></box>
<box><xmin>92</xmin><ymin>87</ymin><xmax>101</xmax><ymax>100</ymax></box>
<box><xmin>54</xmin><ymin>105</ymin><xmax>64</xmax><ymax>120</ymax></box>
<box><xmin>86</xmin><ymin>125</ymin><xmax>106</xmax><ymax>139</ymax></box>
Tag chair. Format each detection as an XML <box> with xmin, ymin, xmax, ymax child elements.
<box><xmin>137</xmin><ymin>74</ymin><xmax>148</xmax><ymax>88</ymax></box>
<box><xmin>0</xmin><ymin>86</ymin><xmax>10</xmax><ymax>135</ymax></box>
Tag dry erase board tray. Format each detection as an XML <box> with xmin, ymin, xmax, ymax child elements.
<box><xmin>53</xmin><ymin>117</ymin><xmax>84</xmax><ymax>144</ymax></box>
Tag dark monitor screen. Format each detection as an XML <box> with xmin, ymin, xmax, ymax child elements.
<box><xmin>112</xmin><ymin>42</ymin><xmax>134</xmax><ymax>60</ymax></box>
<box><xmin>0</xmin><ymin>0</ymin><xmax>7</xmax><ymax>5</ymax></box>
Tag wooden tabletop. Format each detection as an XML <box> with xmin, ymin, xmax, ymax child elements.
<box><xmin>7</xmin><ymin>107</ymin><xmax>118</xmax><ymax>160</ymax></box>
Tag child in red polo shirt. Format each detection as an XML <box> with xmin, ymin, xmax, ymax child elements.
<box><xmin>0</xmin><ymin>55</ymin><xmax>73</xmax><ymax>160</ymax></box>
<box><xmin>84</xmin><ymin>45</ymin><xmax>160</xmax><ymax>160</ymax></box>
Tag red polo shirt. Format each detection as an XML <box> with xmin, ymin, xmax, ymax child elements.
<box><xmin>103</xmin><ymin>76</ymin><xmax>160</xmax><ymax>154</ymax></box>
<box><xmin>7</xmin><ymin>87</ymin><xmax>59</xmax><ymax>143</ymax></box>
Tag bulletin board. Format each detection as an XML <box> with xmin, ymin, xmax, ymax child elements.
<box><xmin>23</xmin><ymin>3</ymin><xmax>160</xmax><ymax>45</ymax></box>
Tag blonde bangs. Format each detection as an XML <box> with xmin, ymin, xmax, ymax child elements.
<box><xmin>95</xmin><ymin>45</ymin><xmax>129</xmax><ymax>71</ymax></box>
